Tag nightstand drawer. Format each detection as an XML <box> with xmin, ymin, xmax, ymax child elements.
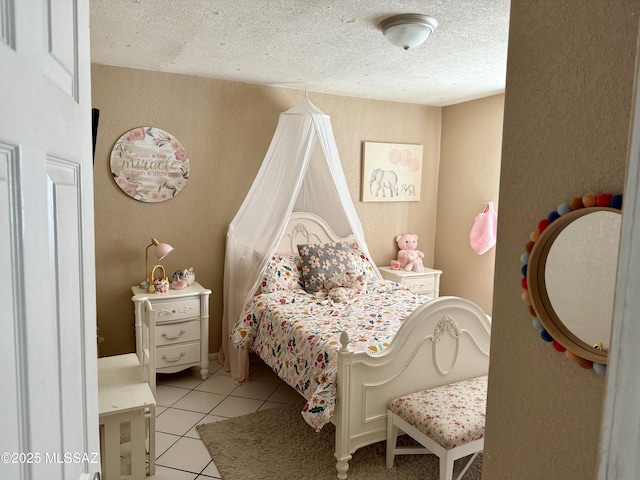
<box><xmin>155</xmin><ymin>319</ymin><xmax>201</xmax><ymax>346</ymax></box>
<box><xmin>156</xmin><ymin>342</ymin><xmax>201</xmax><ymax>368</ymax></box>
<box><xmin>153</xmin><ymin>298</ymin><xmax>200</xmax><ymax>322</ymax></box>
<box><xmin>404</xmin><ymin>276</ymin><xmax>435</xmax><ymax>293</ymax></box>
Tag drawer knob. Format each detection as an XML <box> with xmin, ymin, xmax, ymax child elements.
<box><xmin>162</xmin><ymin>329</ymin><xmax>186</xmax><ymax>340</ymax></box>
<box><xmin>162</xmin><ymin>352</ymin><xmax>186</xmax><ymax>363</ymax></box>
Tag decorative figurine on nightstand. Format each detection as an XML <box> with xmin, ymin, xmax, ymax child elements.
<box><xmin>396</xmin><ymin>234</ymin><xmax>425</xmax><ymax>273</ymax></box>
<box><xmin>183</xmin><ymin>267</ymin><xmax>196</xmax><ymax>285</ymax></box>
<box><xmin>171</xmin><ymin>270</ymin><xmax>187</xmax><ymax>290</ymax></box>
<box><xmin>172</xmin><ymin>267</ymin><xmax>196</xmax><ymax>289</ymax></box>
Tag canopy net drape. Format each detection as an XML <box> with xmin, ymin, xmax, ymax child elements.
<box><xmin>219</xmin><ymin>98</ymin><xmax>375</xmax><ymax>383</ymax></box>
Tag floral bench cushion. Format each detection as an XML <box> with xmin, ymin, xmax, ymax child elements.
<box><xmin>388</xmin><ymin>375</ymin><xmax>488</xmax><ymax>450</ymax></box>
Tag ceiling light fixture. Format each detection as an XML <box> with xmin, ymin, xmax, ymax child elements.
<box><xmin>379</xmin><ymin>14</ymin><xmax>438</xmax><ymax>50</ymax></box>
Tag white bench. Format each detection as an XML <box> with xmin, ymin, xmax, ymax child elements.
<box><xmin>98</xmin><ymin>353</ymin><xmax>156</xmax><ymax>479</ymax></box>
<box><xmin>386</xmin><ymin>375</ymin><xmax>488</xmax><ymax>480</ymax></box>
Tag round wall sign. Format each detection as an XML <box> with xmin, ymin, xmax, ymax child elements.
<box><xmin>110</xmin><ymin>127</ymin><xmax>190</xmax><ymax>202</ymax></box>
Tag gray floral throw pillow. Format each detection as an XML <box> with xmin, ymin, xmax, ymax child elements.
<box><xmin>297</xmin><ymin>242</ymin><xmax>353</xmax><ymax>293</ymax></box>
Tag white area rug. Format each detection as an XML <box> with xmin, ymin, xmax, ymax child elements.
<box><xmin>196</xmin><ymin>400</ymin><xmax>482</xmax><ymax>480</ymax></box>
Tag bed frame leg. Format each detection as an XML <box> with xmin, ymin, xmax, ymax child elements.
<box><xmin>335</xmin><ymin>454</ymin><xmax>352</xmax><ymax>479</ymax></box>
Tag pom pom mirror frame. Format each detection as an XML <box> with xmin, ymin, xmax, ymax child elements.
<box><xmin>520</xmin><ymin>192</ymin><xmax>623</xmax><ymax>375</ymax></box>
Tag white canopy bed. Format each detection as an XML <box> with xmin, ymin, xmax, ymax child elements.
<box><xmin>220</xmin><ymin>99</ymin><xmax>491</xmax><ymax>478</ymax></box>
<box><xmin>219</xmin><ymin>97</ymin><xmax>373</xmax><ymax>385</ymax></box>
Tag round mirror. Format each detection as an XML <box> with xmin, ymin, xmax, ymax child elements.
<box><xmin>521</xmin><ymin>193</ymin><xmax>623</xmax><ymax>372</ymax></box>
<box><xmin>545</xmin><ymin>211</ymin><xmax>619</xmax><ymax>350</ymax></box>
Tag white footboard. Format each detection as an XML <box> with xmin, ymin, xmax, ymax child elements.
<box><xmin>332</xmin><ymin>296</ymin><xmax>491</xmax><ymax>479</ymax></box>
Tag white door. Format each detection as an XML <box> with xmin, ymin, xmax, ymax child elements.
<box><xmin>0</xmin><ymin>1</ymin><xmax>100</xmax><ymax>480</ymax></box>
<box><xmin>598</xmin><ymin>32</ymin><xmax>640</xmax><ymax>478</ymax></box>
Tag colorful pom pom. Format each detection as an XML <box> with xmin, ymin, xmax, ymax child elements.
<box><xmin>596</xmin><ymin>192</ymin><xmax>613</xmax><ymax>206</ymax></box>
<box><xmin>532</xmin><ymin>317</ymin><xmax>543</xmax><ymax>330</ymax></box>
<box><xmin>582</xmin><ymin>193</ymin><xmax>597</xmax><ymax>207</ymax></box>
<box><xmin>521</xmin><ymin>277</ymin><xmax>527</xmax><ymax>290</ymax></box>
<box><xmin>593</xmin><ymin>363</ymin><xmax>607</xmax><ymax>375</ymax></box>
<box><xmin>569</xmin><ymin>197</ymin><xmax>584</xmax><ymax>210</ymax></box>
<box><xmin>528</xmin><ymin>304</ymin><xmax>536</xmax><ymax>317</ymax></box>
<box><xmin>541</xmin><ymin>329</ymin><xmax>553</xmax><ymax>342</ymax></box>
<box><xmin>530</xmin><ymin>229</ymin><xmax>540</xmax><ymax>242</ymax></box>
<box><xmin>521</xmin><ymin>264</ymin><xmax>527</xmax><ymax>277</ymax></box>
<box><xmin>538</xmin><ymin>218</ymin><xmax>550</xmax><ymax>232</ymax></box>
<box><xmin>552</xmin><ymin>340</ymin><xmax>566</xmax><ymax>352</ymax></box>
<box><xmin>520</xmin><ymin>252</ymin><xmax>529</xmax><ymax>264</ymax></box>
<box><xmin>547</xmin><ymin>210</ymin><xmax>560</xmax><ymax>223</ymax></box>
<box><xmin>521</xmin><ymin>290</ymin><xmax>530</xmax><ymax>303</ymax></box>
<box><xmin>578</xmin><ymin>357</ymin><xmax>594</xmax><ymax>369</ymax></box>
<box><xmin>557</xmin><ymin>202</ymin><xmax>571</xmax><ymax>215</ymax></box>
<box><xmin>611</xmin><ymin>194</ymin><xmax>623</xmax><ymax>210</ymax></box>
<box><xmin>565</xmin><ymin>350</ymin><xmax>579</xmax><ymax>361</ymax></box>
<box><xmin>525</xmin><ymin>240</ymin><xmax>535</xmax><ymax>254</ymax></box>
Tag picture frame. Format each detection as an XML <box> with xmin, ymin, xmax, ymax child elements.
<box><xmin>361</xmin><ymin>142</ymin><xmax>423</xmax><ymax>202</ymax></box>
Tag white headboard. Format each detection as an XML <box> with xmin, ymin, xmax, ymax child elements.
<box><xmin>276</xmin><ymin>212</ymin><xmax>357</xmax><ymax>254</ymax></box>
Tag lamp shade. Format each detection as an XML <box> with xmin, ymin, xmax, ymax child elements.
<box><xmin>379</xmin><ymin>14</ymin><xmax>438</xmax><ymax>50</ymax></box>
<box><xmin>153</xmin><ymin>240</ymin><xmax>174</xmax><ymax>260</ymax></box>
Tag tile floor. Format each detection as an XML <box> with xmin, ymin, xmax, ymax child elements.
<box><xmin>149</xmin><ymin>355</ymin><xmax>300</xmax><ymax>479</ymax></box>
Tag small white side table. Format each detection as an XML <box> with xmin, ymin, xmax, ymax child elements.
<box><xmin>98</xmin><ymin>353</ymin><xmax>155</xmax><ymax>479</ymax></box>
<box><xmin>131</xmin><ymin>282</ymin><xmax>211</xmax><ymax>382</ymax></box>
<box><xmin>379</xmin><ymin>266</ymin><xmax>443</xmax><ymax>298</ymax></box>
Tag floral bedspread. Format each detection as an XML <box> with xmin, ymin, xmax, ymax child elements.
<box><xmin>231</xmin><ymin>280</ymin><xmax>431</xmax><ymax>430</ymax></box>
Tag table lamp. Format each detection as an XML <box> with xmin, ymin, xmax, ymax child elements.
<box><xmin>143</xmin><ymin>237</ymin><xmax>174</xmax><ymax>290</ymax></box>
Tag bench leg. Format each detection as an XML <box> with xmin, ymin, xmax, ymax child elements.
<box><xmin>455</xmin><ymin>452</ymin><xmax>480</xmax><ymax>480</ymax></box>
<box><xmin>386</xmin><ymin>411</ymin><xmax>399</xmax><ymax>468</ymax></box>
<box><xmin>441</xmin><ymin>452</ymin><xmax>455</xmax><ymax>480</ymax></box>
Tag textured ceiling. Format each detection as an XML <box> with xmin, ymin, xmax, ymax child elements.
<box><xmin>90</xmin><ymin>0</ymin><xmax>511</xmax><ymax>106</ymax></box>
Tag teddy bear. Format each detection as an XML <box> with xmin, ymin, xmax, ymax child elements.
<box><xmin>396</xmin><ymin>234</ymin><xmax>425</xmax><ymax>273</ymax></box>
<box><xmin>317</xmin><ymin>270</ymin><xmax>366</xmax><ymax>303</ymax></box>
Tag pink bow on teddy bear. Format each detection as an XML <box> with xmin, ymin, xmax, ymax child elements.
<box><xmin>396</xmin><ymin>234</ymin><xmax>425</xmax><ymax>273</ymax></box>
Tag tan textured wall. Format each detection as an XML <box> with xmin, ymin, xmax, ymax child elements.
<box><xmin>483</xmin><ymin>2</ymin><xmax>639</xmax><ymax>479</ymax></box>
<box><xmin>436</xmin><ymin>95</ymin><xmax>504</xmax><ymax>314</ymax></box>
<box><xmin>91</xmin><ymin>65</ymin><xmax>441</xmax><ymax>357</ymax></box>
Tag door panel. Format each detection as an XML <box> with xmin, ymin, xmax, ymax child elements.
<box><xmin>0</xmin><ymin>1</ymin><xmax>99</xmax><ymax>479</ymax></box>
<box><xmin>0</xmin><ymin>143</ymin><xmax>25</xmax><ymax>479</ymax></box>
<box><xmin>48</xmin><ymin>158</ymin><xmax>87</xmax><ymax>479</ymax></box>
<box><xmin>44</xmin><ymin>0</ymin><xmax>77</xmax><ymax>97</ymax></box>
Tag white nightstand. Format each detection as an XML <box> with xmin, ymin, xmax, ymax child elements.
<box><xmin>131</xmin><ymin>282</ymin><xmax>211</xmax><ymax>381</ymax></box>
<box><xmin>379</xmin><ymin>266</ymin><xmax>442</xmax><ymax>298</ymax></box>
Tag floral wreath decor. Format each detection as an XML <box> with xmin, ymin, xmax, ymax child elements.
<box><xmin>110</xmin><ymin>126</ymin><xmax>190</xmax><ymax>203</ymax></box>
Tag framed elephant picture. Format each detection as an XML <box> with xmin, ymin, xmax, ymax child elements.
<box><xmin>361</xmin><ymin>142</ymin><xmax>423</xmax><ymax>202</ymax></box>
